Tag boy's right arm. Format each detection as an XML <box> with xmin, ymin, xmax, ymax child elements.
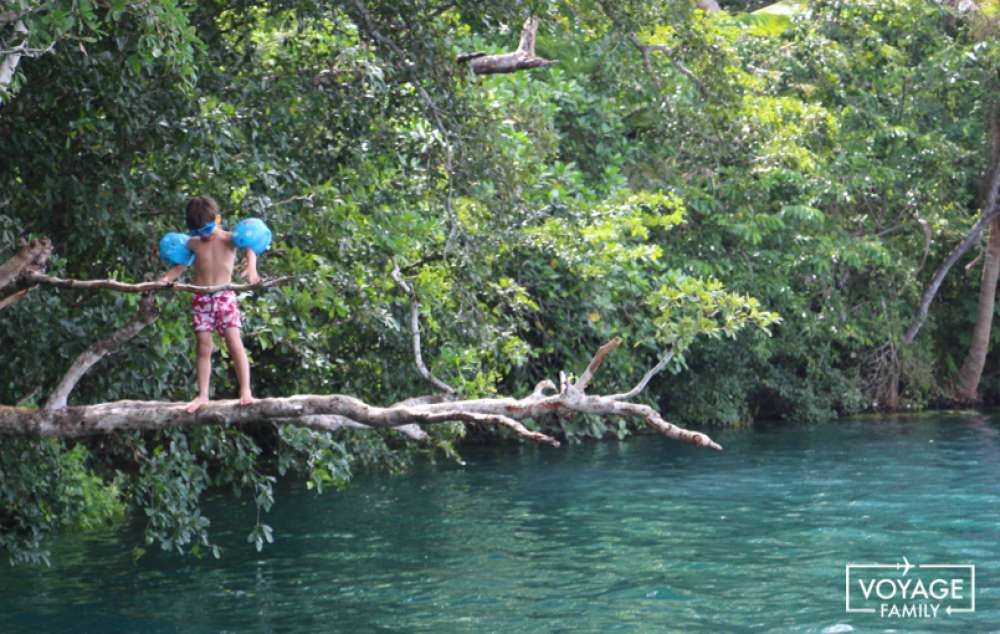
<box><xmin>160</xmin><ymin>265</ymin><xmax>187</xmax><ymax>284</ymax></box>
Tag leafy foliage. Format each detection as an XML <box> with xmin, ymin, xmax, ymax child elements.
<box><xmin>2</xmin><ymin>0</ymin><xmax>999</xmax><ymax>563</ymax></box>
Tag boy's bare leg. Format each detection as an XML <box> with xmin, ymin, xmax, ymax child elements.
<box><xmin>186</xmin><ymin>331</ymin><xmax>214</xmax><ymax>413</ymax></box>
<box><xmin>223</xmin><ymin>327</ymin><xmax>254</xmax><ymax>405</ymax></box>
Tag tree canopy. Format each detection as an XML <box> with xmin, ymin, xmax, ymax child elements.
<box><xmin>2</xmin><ymin>0</ymin><xmax>1000</xmax><ymax>564</ymax></box>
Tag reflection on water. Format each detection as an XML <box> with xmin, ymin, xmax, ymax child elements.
<box><xmin>1</xmin><ymin>416</ymin><xmax>999</xmax><ymax>633</ymax></box>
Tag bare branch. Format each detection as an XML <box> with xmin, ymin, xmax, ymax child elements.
<box><xmin>574</xmin><ymin>337</ymin><xmax>621</xmax><ymax>392</ymax></box>
<box><xmin>45</xmin><ymin>294</ymin><xmax>160</xmax><ymax>410</ymax></box>
<box><xmin>609</xmin><ymin>347</ymin><xmax>675</xmax><ymax>401</ymax></box>
<box><xmin>25</xmin><ymin>272</ymin><xmax>295</xmax><ymax>295</ymax></box>
<box><xmin>457</xmin><ymin>17</ymin><xmax>557</xmax><ymax>76</ymax></box>
<box><xmin>391</xmin><ymin>262</ymin><xmax>456</xmax><ymax>394</ymax></box>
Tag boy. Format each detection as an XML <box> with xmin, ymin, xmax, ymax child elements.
<box><xmin>160</xmin><ymin>196</ymin><xmax>260</xmax><ymax>413</ymax></box>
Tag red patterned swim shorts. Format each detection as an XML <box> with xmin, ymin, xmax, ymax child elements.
<box><xmin>192</xmin><ymin>290</ymin><xmax>242</xmax><ymax>334</ymax></box>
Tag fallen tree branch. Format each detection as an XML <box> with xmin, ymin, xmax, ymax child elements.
<box><xmin>45</xmin><ymin>294</ymin><xmax>160</xmax><ymax>410</ymax></box>
<box><xmin>457</xmin><ymin>17</ymin><xmax>557</xmax><ymax>75</ymax></box>
<box><xmin>0</xmin><ymin>339</ymin><xmax>721</xmax><ymax>450</ymax></box>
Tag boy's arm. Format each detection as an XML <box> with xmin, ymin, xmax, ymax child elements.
<box><xmin>241</xmin><ymin>249</ymin><xmax>260</xmax><ymax>285</ymax></box>
<box><xmin>160</xmin><ymin>264</ymin><xmax>187</xmax><ymax>284</ymax></box>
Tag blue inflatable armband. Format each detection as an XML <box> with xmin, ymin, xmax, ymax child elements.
<box><xmin>159</xmin><ymin>232</ymin><xmax>194</xmax><ymax>266</ymax></box>
<box><xmin>233</xmin><ymin>218</ymin><xmax>272</xmax><ymax>254</ymax></box>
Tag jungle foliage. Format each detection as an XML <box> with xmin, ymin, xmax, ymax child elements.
<box><xmin>2</xmin><ymin>0</ymin><xmax>1000</xmax><ymax>563</ymax></box>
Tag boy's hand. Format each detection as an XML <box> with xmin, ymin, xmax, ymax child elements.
<box><xmin>242</xmin><ymin>248</ymin><xmax>260</xmax><ymax>285</ymax></box>
<box><xmin>243</xmin><ymin>266</ymin><xmax>260</xmax><ymax>285</ymax></box>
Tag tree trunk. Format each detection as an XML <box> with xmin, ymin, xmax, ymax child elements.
<box><xmin>954</xmin><ymin>216</ymin><xmax>1000</xmax><ymax>400</ymax></box>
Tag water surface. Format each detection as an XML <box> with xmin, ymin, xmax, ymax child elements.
<box><xmin>2</xmin><ymin>415</ymin><xmax>999</xmax><ymax>632</ymax></box>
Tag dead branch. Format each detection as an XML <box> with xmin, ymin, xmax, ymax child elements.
<box><xmin>457</xmin><ymin>17</ymin><xmax>557</xmax><ymax>76</ymax></box>
<box><xmin>0</xmin><ymin>338</ymin><xmax>722</xmax><ymax>451</ymax></box>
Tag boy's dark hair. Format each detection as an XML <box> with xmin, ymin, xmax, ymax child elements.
<box><xmin>186</xmin><ymin>196</ymin><xmax>219</xmax><ymax>230</ymax></box>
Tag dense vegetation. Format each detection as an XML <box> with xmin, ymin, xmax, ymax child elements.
<box><xmin>2</xmin><ymin>0</ymin><xmax>1000</xmax><ymax>564</ymax></box>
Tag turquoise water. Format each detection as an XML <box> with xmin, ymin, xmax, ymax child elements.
<box><xmin>2</xmin><ymin>416</ymin><xmax>999</xmax><ymax>633</ymax></box>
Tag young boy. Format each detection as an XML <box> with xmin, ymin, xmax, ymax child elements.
<box><xmin>160</xmin><ymin>196</ymin><xmax>260</xmax><ymax>413</ymax></box>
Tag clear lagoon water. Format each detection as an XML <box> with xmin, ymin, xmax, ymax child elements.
<box><xmin>2</xmin><ymin>415</ymin><xmax>999</xmax><ymax>633</ymax></box>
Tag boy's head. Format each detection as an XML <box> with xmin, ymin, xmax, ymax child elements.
<box><xmin>186</xmin><ymin>196</ymin><xmax>219</xmax><ymax>237</ymax></box>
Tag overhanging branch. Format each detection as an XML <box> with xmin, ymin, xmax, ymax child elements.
<box><xmin>457</xmin><ymin>17</ymin><xmax>557</xmax><ymax>76</ymax></box>
<box><xmin>0</xmin><ymin>339</ymin><xmax>722</xmax><ymax>451</ymax></box>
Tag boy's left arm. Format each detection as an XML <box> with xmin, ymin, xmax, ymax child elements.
<box><xmin>241</xmin><ymin>249</ymin><xmax>260</xmax><ymax>285</ymax></box>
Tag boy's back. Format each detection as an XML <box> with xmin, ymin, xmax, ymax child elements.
<box><xmin>189</xmin><ymin>229</ymin><xmax>237</xmax><ymax>286</ymax></box>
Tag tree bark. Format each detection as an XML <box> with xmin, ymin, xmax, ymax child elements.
<box><xmin>954</xmin><ymin>216</ymin><xmax>1000</xmax><ymax>400</ymax></box>
<box><xmin>457</xmin><ymin>17</ymin><xmax>556</xmax><ymax>75</ymax></box>
<box><xmin>0</xmin><ymin>339</ymin><xmax>722</xmax><ymax>451</ymax></box>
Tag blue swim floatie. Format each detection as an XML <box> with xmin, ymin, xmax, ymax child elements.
<box><xmin>233</xmin><ymin>218</ymin><xmax>272</xmax><ymax>254</ymax></box>
<box><xmin>159</xmin><ymin>232</ymin><xmax>194</xmax><ymax>266</ymax></box>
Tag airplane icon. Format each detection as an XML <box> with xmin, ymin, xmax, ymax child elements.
<box><xmin>897</xmin><ymin>556</ymin><xmax>913</xmax><ymax>576</ymax></box>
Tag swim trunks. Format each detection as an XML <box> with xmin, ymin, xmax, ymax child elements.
<box><xmin>192</xmin><ymin>290</ymin><xmax>242</xmax><ymax>333</ymax></box>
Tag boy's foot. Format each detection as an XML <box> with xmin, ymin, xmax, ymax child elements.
<box><xmin>239</xmin><ymin>392</ymin><xmax>255</xmax><ymax>406</ymax></box>
<box><xmin>186</xmin><ymin>396</ymin><xmax>210</xmax><ymax>413</ymax></box>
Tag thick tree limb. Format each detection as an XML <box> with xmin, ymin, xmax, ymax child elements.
<box><xmin>391</xmin><ymin>263</ymin><xmax>456</xmax><ymax>395</ymax></box>
<box><xmin>0</xmin><ymin>339</ymin><xmax>721</xmax><ymax>451</ymax></box>
<box><xmin>44</xmin><ymin>294</ymin><xmax>160</xmax><ymax>410</ymax></box>
<box><xmin>457</xmin><ymin>17</ymin><xmax>557</xmax><ymax>76</ymax></box>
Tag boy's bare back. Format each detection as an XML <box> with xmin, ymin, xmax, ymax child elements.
<box><xmin>188</xmin><ymin>230</ymin><xmax>237</xmax><ymax>286</ymax></box>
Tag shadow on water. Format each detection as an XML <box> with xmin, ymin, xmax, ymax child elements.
<box><xmin>1</xmin><ymin>415</ymin><xmax>999</xmax><ymax>633</ymax></box>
